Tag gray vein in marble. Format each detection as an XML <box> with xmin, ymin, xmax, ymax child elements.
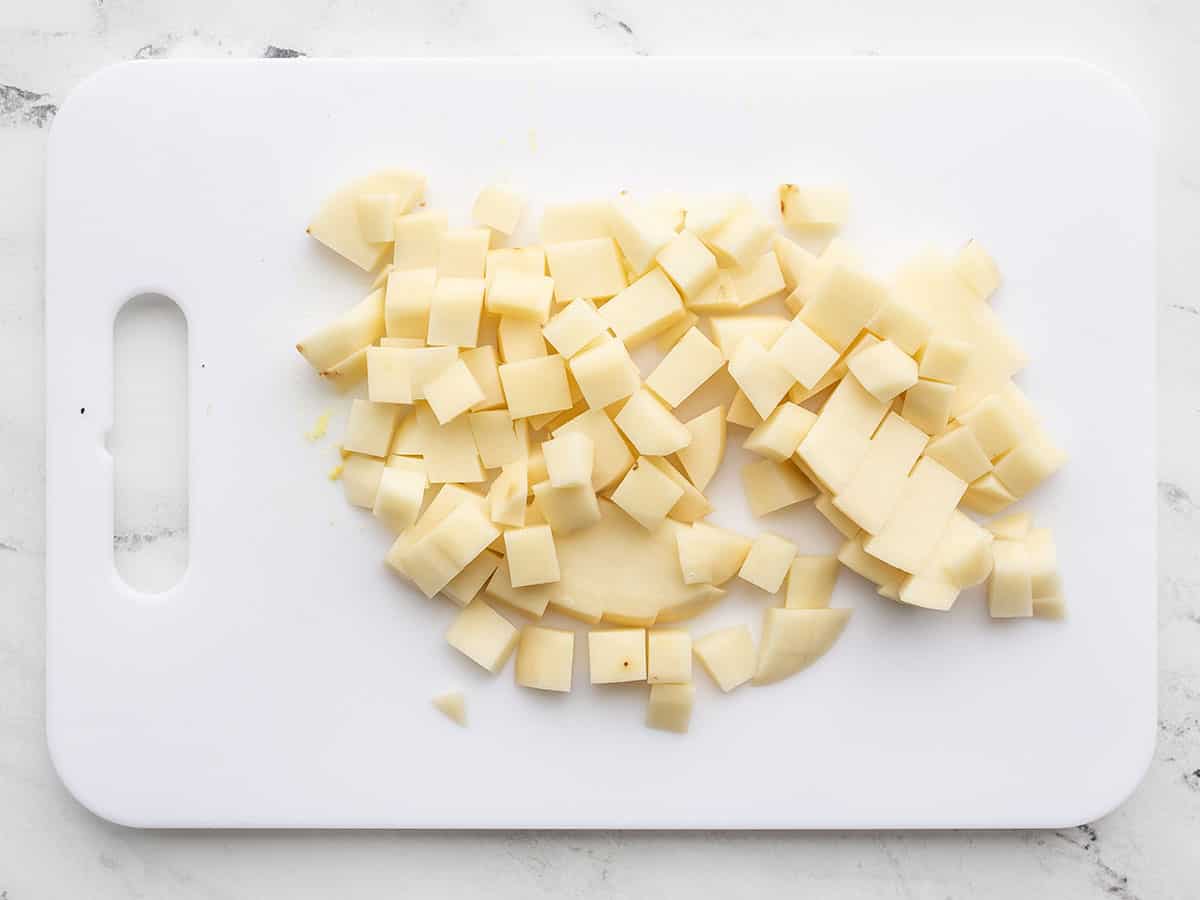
<box><xmin>1167</xmin><ymin>303</ymin><xmax>1199</xmax><ymax>315</ymax></box>
<box><xmin>0</xmin><ymin>83</ymin><xmax>57</xmax><ymax>128</ymax></box>
<box><xmin>1157</xmin><ymin>480</ymin><xmax>1196</xmax><ymax>515</ymax></box>
<box><xmin>1052</xmin><ymin>825</ymin><xmax>1139</xmax><ymax>900</ymax></box>
<box><xmin>263</xmin><ymin>45</ymin><xmax>307</xmax><ymax>58</ymax></box>
<box><xmin>591</xmin><ymin>10</ymin><xmax>647</xmax><ymax>55</ymax></box>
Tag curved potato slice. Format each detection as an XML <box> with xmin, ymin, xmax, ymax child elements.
<box><xmin>555</xmin><ymin>500</ymin><xmax>723</xmax><ymax>626</ymax></box>
<box><xmin>753</xmin><ymin>607</ymin><xmax>851</xmax><ymax>685</ymax></box>
<box><xmin>675</xmin><ymin>405</ymin><xmax>727</xmax><ymax>491</ymax></box>
<box><xmin>307</xmin><ymin>169</ymin><xmax>425</xmax><ymax>270</ymax></box>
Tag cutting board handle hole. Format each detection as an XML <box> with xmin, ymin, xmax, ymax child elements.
<box><xmin>112</xmin><ymin>294</ymin><xmax>189</xmax><ymax>595</ymax></box>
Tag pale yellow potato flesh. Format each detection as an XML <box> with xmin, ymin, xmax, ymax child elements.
<box><xmin>753</xmin><ymin>608</ymin><xmax>852</xmax><ymax>685</ymax></box>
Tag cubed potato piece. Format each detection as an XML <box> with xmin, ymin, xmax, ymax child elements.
<box><xmin>569</xmin><ymin>338</ymin><xmax>641</xmax><ymax>409</ymax></box>
<box><xmin>918</xmin><ymin>335</ymin><xmax>972</xmax><ymax>384</ymax></box>
<box><xmin>498</xmin><ymin>355</ymin><xmax>572</xmax><ymax>419</ymax></box>
<box><xmin>867</xmin><ymin>300</ymin><xmax>932</xmax><ymax>356</ymax></box>
<box><xmin>832</xmin><ymin>412</ymin><xmax>928</xmax><ymax>535</ymax></box>
<box><xmin>993</xmin><ymin>437</ymin><xmax>1067</xmax><ymax>498</ymax></box>
<box><xmin>778</xmin><ymin>184</ymin><xmax>849</xmax><ymax>229</ymax></box>
<box><xmin>542</xmin><ymin>431</ymin><xmax>595</xmax><ymax>488</ymax></box>
<box><xmin>773</xmin><ymin>233</ymin><xmax>822</xmax><ymax>299</ymax></box>
<box><xmin>684</xmin><ymin>193</ymin><xmax>740</xmax><ymax>237</ymax></box>
<box><xmin>1025</xmin><ymin>529</ymin><xmax>1059</xmax><ymax>598</ymax></box>
<box><xmin>706</xmin><ymin>206</ymin><xmax>773</xmax><ymax>268</ymax></box>
<box><xmin>924</xmin><ymin>511</ymin><xmax>995</xmax><ymax>589</ymax></box>
<box><xmin>341</xmin><ymin>454</ymin><xmax>385</xmax><ymax>508</ymax></box>
<box><xmin>497</xmin><ymin>315</ymin><xmax>548</xmax><ymax>363</ymax></box>
<box><xmin>436</xmin><ymin>228</ymin><xmax>490</xmax><ymax>279</ymax></box>
<box><xmin>390</xmin><ymin>409</ymin><xmax>425</xmax><ymax>456</ymax></box>
<box><xmin>728</xmin><ymin>339</ymin><xmax>796</xmax><ymax>419</ymax></box>
<box><xmin>391</xmin><ymin>209</ymin><xmax>448</xmax><ymax>270</ymax></box>
<box><xmin>609</xmin><ymin>196</ymin><xmax>677</xmax><ymax>276</ymax></box>
<box><xmin>676</xmin><ymin>406</ymin><xmax>726</xmax><ymax>491</ymax></box>
<box><xmin>754</xmin><ymin>607</ymin><xmax>851</xmax><ymax>685</ymax></box>
<box><xmin>467</xmin><ymin>409</ymin><xmax>522</xmax><ymax>469</ymax></box>
<box><xmin>457</xmin><ymin>345</ymin><xmax>505</xmax><ymax>411</ymax></box>
<box><xmin>488</xmin><ymin>459</ymin><xmax>528</xmax><ymax>527</ymax></box>
<box><xmin>709</xmin><ymin>315</ymin><xmax>791</xmax><ymax>360</ymax></box>
<box><xmin>654</xmin><ymin>310</ymin><xmax>700</xmax><ymax>353</ymax></box>
<box><xmin>863</xmin><ymin>458</ymin><xmax>966</xmax><ymax>574</ymax></box>
<box><xmin>442</xmin><ymin>548</ymin><xmax>501</xmax><ymax>607</ymax></box>
<box><xmin>372</xmin><ymin>264</ymin><xmax>396</xmax><ymax>294</ymax></box>
<box><xmin>378</xmin><ymin>337</ymin><xmax>425</xmax><ymax>348</ymax></box>
<box><xmin>610</xmin><ymin>457</ymin><xmax>685</xmax><ymax>530</ymax></box>
<box><xmin>643</xmin><ymin>328</ymin><xmax>724</xmax><ymax>410</ymax></box>
<box><xmin>785</xmin><ymin>555</ymin><xmax>840</xmax><ymax>609</ymax></box>
<box><xmin>542</xmin><ymin>298</ymin><xmax>609</xmax><ymax>358</ymax></box>
<box><xmin>297</xmin><ymin>289</ymin><xmax>386</xmax><ymax>373</ymax></box>
<box><xmin>647</xmin><ymin>631</ymin><xmax>693</xmax><ymax>684</ymax></box>
<box><xmin>962</xmin><ymin>472</ymin><xmax>1018</xmax><ymax>515</ymax></box>
<box><xmin>794</xmin><ymin>374</ymin><xmax>890</xmax><ymax>493</ymax></box>
<box><xmin>953</xmin><ymin>239</ymin><xmax>1002</xmax><ymax>300</ymax></box>
<box><xmin>486</xmin><ymin>246</ymin><xmax>545</xmax><ymax>280</ymax></box>
<box><xmin>640</xmin><ymin>457</ymin><xmax>710</xmax><ymax>523</ymax></box>
<box><xmin>515</xmin><ymin>626</ymin><xmax>574</xmax><ymax>692</ymax></box>
<box><xmin>614</xmin><ymin>389</ymin><xmax>692</xmax><ymax>456</ymax></box>
<box><xmin>987</xmin><ymin>511</ymin><xmax>1032</xmax><ymax>540</ymax></box>
<box><xmin>424</xmin><ymin>359</ymin><xmax>485</xmax><ymax>424</ymax></box>
<box><xmin>385</xmin><ymin>267</ymin><xmax>437</xmax><ymax>339</ymax></box>
<box><xmin>426</xmin><ymin>277</ymin><xmax>486</xmax><ymax>348</ymax></box>
<box><xmin>925</xmin><ymin>426</ymin><xmax>992</xmax><ymax>483</ymax></box>
<box><xmin>416</xmin><ymin>403</ymin><xmax>485</xmax><ymax>484</ymax></box>
<box><xmin>675</xmin><ymin>521</ymin><xmax>751</xmax><ymax>586</ymax></box>
<box><xmin>798</xmin><ymin>265</ymin><xmax>888</xmax><ymax>352</ymax></box>
<box><xmin>472</xmin><ymin>184</ymin><xmax>523</xmax><ymax>235</ymax></box>
<box><xmin>545</xmin><ymin>237</ymin><xmax>627</xmax><ymax>301</ymax></box>
<box><xmin>599</xmin><ymin>268</ymin><xmax>686</xmax><ymax>347</ymax></box>
<box><xmin>744</xmin><ymin>402</ymin><xmax>817</xmax><ymax>462</ymax></box>
<box><xmin>897</xmin><ymin>575</ymin><xmax>960</xmax><ymax>612</ymax></box>
<box><xmin>343</xmin><ymin>399</ymin><xmax>400</xmax><ymax>458</ymax></box>
<box><xmin>532</xmin><ymin>480</ymin><xmax>601</xmax><ymax>534</ymax></box>
<box><xmin>726</xmin><ymin>390</ymin><xmax>764</xmax><ymax>429</ymax></box>
<box><xmin>741</xmin><ymin>459</ymin><xmax>817</xmax><ymax>516</ymax></box>
<box><xmin>693</xmin><ymin>625</ymin><xmax>756</xmax><ymax>692</ymax></box>
<box><xmin>309</xmin><ymin>172</ymin><xmax>422</xmax><ymax>268</ymax></box>
<box><xmin>902</xmin><ymin>379</ymin><xmax>956</xmax><ymax>436</ymax></box>
<box><xmin>788</xmin><ymin>331</ymin><xmax>880</xmax><ymax>405</ymax></box>
<box><xmin>837</xmin><ymin>535</ymin><xmax>906</xmax><ymax>588</ymax></box>
<box><xmin>485</xmin><ymin>271</ymin><xmax>555</xmax><ymax>323</ymax></box>
<box><xmin>445</xmin><ymin>599</ymin><xmax>519</xmax><ymax>672</ymax></box>
<box><xmin>552</xmin><ymin>408</ymin><xmax>635</xmax><ymax>492</ymax></box>
<box><xmin>814</xmin><ymin>492</ymin><xmax>861</xmax><ymax>539</ymax></box>
<box><xmin>657</xmin><ymin>230</ymin><xmax>719</xmax><ymax>301</ymax></box>
<box><xmin>372</xmin><ymin>467</ymin><xmax>426</xmax><ymax>532</ymax></box>
<box><xmin>769</xmin><ymin>316</ymin><xmax>840</xmax><ymax>389</ymax></box>
<box><xmin>484</xmin><ymin>556</ymin><xmax>558</xmax><ymax>618</ymax></box>
<box><xmin>685</xmin><ymin>270</ymin><xmax>741</xmax><ymax>313</ymax></box>
<box><xmin>431</xmin><ymin>690</ymin><xmax>467</xmax><ymax>726</ymax></box>
<box><xmin>400</xmin><ymin>511</ymin><xmax>492</xmax><ymax>598</ymax></box>
<box><xmin>367</xmin><ymin>346</ymin><xmax>458</xmax><ymax>404</ymax></box>
<box><xmin>957</xmin><ymin>393</ymin><xmax>1024</xmax><ymax>459</ymax></box>
<box><xmin>989</xmin><ymin>540</ymin><xmax>1033</xmax><ymax>618</ymax></box>
<box><xmin>847</xmin><ymin>339</ymin><xmax>919</xmax><ymax>403</ymax></box>
<box><xmin>504</xmin><ymin>524</ymin><xmax>560</xmax><ymax>587</ymax></box>
<box><xmin>729</xmin><ymin>251</ymin><xmax>787</xmax><ymax>308</ymax></box>
<box><xmin>589</xmin><ymin>628</ymin><xmax>648</xmax><ymax>684</ymax></box>
<box><xmin>646</xmin><ymin>683</ymin><xmax>695</xmax><ymax>734</ymax></box>
<box><xmin>738</xmin><ymin>533</ymin><xmax>798</xmax><ymax>593</ymax></box>
<box><xmin>541</xmin><ymin>200</ymin><xmax>612</xmax><ymax>243</ymax></box>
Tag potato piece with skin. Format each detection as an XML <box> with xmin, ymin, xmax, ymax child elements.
<box><xmin>393</xmin><ymin>209</ymin><xmax>449</xmax><ymax>270</ymax></box>
<box><xmin>445</xmin><ymin>599</ymin><xmax>519</xmax><ymax>673</ymax></box>
<box><xmin>902</xmin><ymin>378</ymin><xmax>956</xmax><ymax>436</ymax></box>
<box><xmin>778</xmin><ymin>184</ymin><xmax>849</xmax><ymax>230</ymax></box>
<box><xmin>962</xmin><ymin>472</ymin><xmax>1017</xmax><ymax>515</ymax></box>
<box><xmin>754</xmin><ymin>607</ymin><xmax>851</xmax><ymax>685</ymax></box>
<box><xmin>675</xmin><ymin>521</ymin><xmax>752</xmax><ymax>586</ymax></box>
<box><xmin>646</xmin><ymin>457</ymin><xmax>713</xmax><ymax>523</ymax></box>
<box><xmin>488</xmin><ymin>459</ymin><xmax>528</xmax><ymax>527</ymax></box>
<box><xmin>504</xmin><ymin>525</ymin><xmax>560</xmax><ymax>588</ymax></box>
<box><xmin>918</xmin><ymin>335</ymin><xmax>972</xmax><ymax>384</ymax></box>
<box><xmin>432</xmin><ymin>691</ymin><xmax>467</xmax><ymax>726</ymax></box>
<box><xmin>675</xmin><ymin>406</ymin><xmax>726</xmax><ymax>492</ymax></box>
<box><xmin>924</xmin><ymin>426</ymin><xmax>992</xmax><ymax>483</ymax></box>
<box><xmin>552</xmin><ymin>408</ymin><xmax>635</xmax><ymax>492</ymax></box>
<box><xmin>784</xmin><ymin>556</ymin><xmax>839</xmax><ymax>610</ymax></box>
<box><xmin>297</xmin><ymin>289</ymin><xmax>386</xmax><ymax>373</ymax></box>
<box><xmin>769</xmin><ymin>316</ymin><xmax>840</xmax><ymax>389</ymax></box>
<box><xmin>644</xmin><ymin>327</ymin><xmax>725</xmax><ymax>408</ymax></box>
<box><xmin>694</xmin><ymin>626</ymin><xmax>756</xmax><ymax>692</ymax></box>
<box><xmin>542</xmin><ymin>299</ymin><xmax>609</xmax><ymax>358</ymax></box>
<box><xmin>424</xmin><ymin>360</ymin><xmax>485</xmax><ymax>425</ymax></box>
<box><xmin>341</xmin><ymin>453</ymin><xmax>386</xmax><ymax>509</ymax></box>
<box><xmin>569</xmin><ymin>338</ymin><xmax>641</xmax><ymax>409</ymax></box>
<box><xmin>741</xmin><ymin>459</ymin><xmax>817</xmax><ymax>516</ymax></box>
<box><xmin>343</xmin><ymin>399</ymin><xmax>400</xmax><ymax>458</ymax></box>
<box><xmin>728</xmin><ymin>338</ymin><xmax>797</xmax><ymax>419</ymax></box>
<box><xmin>738</xmin><ymin>533</ymin><xmax>797</xmax><ymax>593</ymax></box>
<box><xmin>516</xmin><ymin>626</ymin><xmax>574</xmax><ymax>692</ymax></box>
<box><xmin>648</xmin><ymin>631</ymin><xmax>693</xmax><ymax>684</ymax></box>
<box><xmin>372</xmin><ymin>467</ymin><xmax>426</xmax><ymax>533</ymax></box>
<box><xmin>589</xmin><ymin>628</ymin><xmax>648</xmax><ymax>684</ymax></box>
<box><xmin>472</xmin><ymin>184</ymin><xmax>523</xmax><ymax>235</ymax></box>
<box><xmin>307</xmin><ymin>169</ymin><xmax>423</xmax><ymax>270</ymax></box>
<box><xmin>485</xmin><ymin>271</ymin><xmax>555</xmax><ymax>323</ymax></box>
<box><xmin>744</xmin><ymin>402</ymin><xmax>817</xmax><ymax>462</ymax></box>
<box><xmin>317</xmin><ymin>347</ymin><xmax>369</xmax><ymax>391</ymax></box>
<box><xmin>657</xmin><ymin>230</ymin><xmax>719</xmax><ymax>301</ymax></box>
<box><xmin>542</xmin><ymin>431</ymin><xmax>595</xmax><ymax>488</ymax></box>
<box><xmin>498</xmin><ymin>355</ymin><xmax>572</xmax><ymax>419</ymax></box>
<box><xmin>610</xmin><ymin>457</ymin><xmax>685</xmax><ymax>531</ymax></box>
<box><xmin>989</xmin><ymin>540</ymin><xmax>1033</xmax><ymax>618</ymax></box>
<box><xmin>614</xmin><ymin>389</ymin><xmax>692</xmax><ymax>457</ymax></box>
<box><xmin>599</xmin><ymin>268</ymin><xmax>686</xmax><ymax>348</ymax></box>
<box><xmin>646</xmin><ymin>683</ymin><xmax>695</xmax><ymax>734</ymax></box>
<box><xmin>532</xmin><ymin>480</ymin><xmax>601</xmax><ymax>535</ymax></box>
<box><xmin>385</xmin><ymin>267</ymin><xmax>437</xmax><ymax>339</ymax></box>
<box><xmin>545</xmin><ymin>237</ymin><xmax>627</xmax><ymax>301</ymax></box>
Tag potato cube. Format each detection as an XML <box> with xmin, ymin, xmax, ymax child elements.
<box><xmin>437</xmin><ymin>228</ymin><xmax>490</xmax><ymax>279</ymax></box>
<box><xmin>356</xmin><ymin>192</ymin><xmax>401</xmax><ymax>243</ymax></box>
<box><xmin>504</xmin><ymin>524</ymin><xmax>560</xmax><ymax>587</ymax></box>
<box><xmin>457</xmin><ymin>345</ymin><xmax>504</xmax><ymax>411</ymax></box>
<box><xmin>372</xmin><ymin>467</ymin><xmax>425</xmax><ymax>532</ymax></box>
<box><xmin>832</xmin><ymin>412</ymin><xmax>929</xmax><ymax>534</ymax></box>
<box><xmin>532</xmin><ymin>480</ymin><xmax>601</xmax><ymax>534</ymax></box>
<box><xmin>729</xmin><ymin>251</ymin><xmax>787</xmax><ymax>308</ymax></box>
<box><xmin>364</xmin><ymin>347</ymin><xmax>411</xmax><ymax>405</ymax></box>
<box><xmin>706</xmin><ymin>206</ymin><xmax>773</xmax><ymax>268</ymax></box>
<box><xmin>726</xmin><ymin>390</ymin><xmax>764</xmax><ymax>429</ymax></box>
<box><xmin>484</xmin><ymin>556</ymin><xmax>557</xmax><ymax>618</ymax></box>
<box><xmin>954</xmin><ymin>239</ymin><xmax>1001</xmax><ymax>300</ymax></box>
<box><xmin>516</xmin><ymin>626</ymin><xmax>574</xmax><ymax>692</ymax></box>
<box><xmin>738</xmin><ymin>533</ymin><xmax>797</xmax><ymax>593</ymax></box>
<box><xmin>675</xmin><ymin>522</ymin><xmax>751</xmax><ymax>585</ymax></box>
<box><xmin>297</xmin><ymin>290</ymin><xmax>386</xmax><ymax>373</ymax></box>
<box><xmin>686</xmin><ymin>270</ymin><xmax>742</xmax><ymax>313</ymax></box>
<box><xmin>588</xmin><ymin>628</ymin><xmax>647</xmax><ymax>684</ymax></box>
<box><xmin>614</xmin><ymin>389</ymin><xmax>692</xmax><ymax>456</ymax></box>
<box><xmin>341</xmin><ymin>454</ymin><xmax>385</xmax><ymax>508</ymax></box>
<box><xmin>431</xmin><ymin>691</ymin><xmax>467</xmax><ymax>726</ymax></box>
<box><xmin>647</xmin><ymin>631</ymin><xmax>693</xmax><ymax>684</ymax></box>
<box><xmin>993</xmin><ymin>436</ymin><xmax>1066</xmax><ymax>498</ymax></box>
<box><xmin>644</xmin><ymin>327</ymin><xmax>724</xmax><ymax>408</ymax></box>
<box><xmin>542</xmin><ymin>299</ymin><xmax>608</xmax><ymax>358</ymax></box>
<box><xmin>1026</xmin><ymin>528</ymin><xmax>1058</xmax><ymax>597</ymax></box>
<box><xmin>741</xmin><ymin>459</ymin><xmax>816</xmax><ymax>516</ymax></box>
<box><xmin>863</xmin><ymin>458</ymin><xmax>966</xmax><ymax>574</ymax></box>
<box><xmin>568</xmin><ymin>338</ymin><xmax>640</xmax><ymax>409</ymax></box>
<box><xmin>424</xmin><ymin>359</ymin><xmax>485</xmax><ymax>424</ymax></box>
<box><xmin>552</xmin><ymin>409</ymin><xmax>635</xmax><ymax>491</ymax></box>
<box><xmin>384</xmin><ymin>267</ymin><xmax>437</xmax><ymax>339</ymax></box>
<box><xmin>744</xmin><ymin>402</ymin><xmax>817</xmax><ymax>462</ymax></box>
<box><xmin>684</xmin><ymin>193</ymin><xmax>739</xmax><ymax>237</ymax></box>
<box><xmin>418</xmin><ymin>500</ymin><xmax>498</xmax><ymax>581</ymax></box>
<box><xmin>646</xmin><ymin>457</ymin><xmax>712</xmax><ymax>522</ymax></box>
<box><xmin>814</xmin><ymin>492</ymin><xmax>860</xmax><ymax>539</ymax></box>
<box><xmin>609</xmin><ymin>196</ymin><xmax>676</xmax><ymax>276</ymax></box>
<box><xmin>794</xmin><ymin>373</ymin><xmax>890</xmax><ymax>493</ymax></box>
<box><xmin>390</xmin><ymin>410</ymin><xmax>425</xmax><ymax>456</ymax></box>
<box><xmin>918</xmin><ymin>335</ymin><xmax>972</xmax><ymax>384</ymax></box>
<box><xmin>545</xmin><ymin>237</ymin><xmax>627</xmax><ymax>301</ymax></box>
<box><xmin>785</xmin><ymin>555</ymin><xmax>840</xmax><ymax>609</ymax></box>
<box><xmin>488</xmin><ymin>459</ymin><xmax>528</xmax><ymax>527</ymax></box>
<box><xmin>442</xmin><ymin>548</ymin><xmax>501</xmax><ymax>607</ymax></box>
<box><xmin>467</xmin><ymin>409</ymin><xmax>522</xmax><ymax>468</ymax></box>
<box><xmin>989</xmin><ymin>540</ymin><xmax>1032</xmax><ymax>618</ymax></box>
<box><xmin>926</xmin><ymin>511</ymin><xmax>994</xmax><ymax>588</ymax></box>
<box><xmin>540</xmin><ymin>200</ymin><xmax>612</xmax><ymax>244</ymax></box>
<box><xmin>485</xmin><ymin>271</ymin><xmax>555</xmax><ymax>323</ymax></box>
<box><xmin>865</xmin><ymin>300</ymin><xmax>932</xmax><ymax>358</ymax></box>
<box><xmin>646</xmin><ymin>683</ymin><xmax>695</xmax><ymax>733</ymax></box>
<box><xmin>393</xmin><ymin>209</ymin><xmax>448</xmax><ymax>270</ymax></box>
<box><xmin>486</xmin><ymin>246</ymin><xmax>545</xmax><ymax>280</ymax></box>
<box><xmin>902</xmin><ymin>379</ymin><xmax>956</xmax><ymax>436</ymax></box>
<box><xmin>498</xmin><ymin>355</ymin><xmax>572</xmax><ymax>419</ymax></box>
<box><xmin>838</xmin><ymin>535</ymin><xmax>906</xmax><ymax>588</ymax></box>
<box><xmin>846</xmin><ymin>339</ymin><xmax>918</xmax><ymax>403</ymax></box>
<box><xmin>925</xmin><ymin>426</ymin><xmax>992</xmax><ymax>483</ymax></box>
<box><xmin>343</xmin><ymin>399</ymin><xmax>400</xmax><ymax>457</ymax></box>
<box><xmin>445</xmin><ymin>599</ymin><xmax>519</xmax><ymax>672</ymax></box>
<box><xmin>773</xmin><ymin>233</ymin><xmax>821</xmax><ymax>296</ymax></box>
<box><xmin>416</xmin><ymin>403</ymin><xmax>485</xmax><ymax>484</ymax></box>
<box><xmin>472</xmin><ymin>184</ymin><xmax>523</xmax><ymax>235</ymax></box>
<box><xmin>599</xmin><ymin>268</ymin><xmax>686</xmax><ymax>347</ymax></box>
<box><xmin>728</xmin><ymin>338</ymin><xmax>796</xmax><ymax>419</ymax></box>
<box><xmin>798</xmin><ymin>265</ymin><xmax>888</xmax><ymax>351</ymax></box>
<box><xmin>657</xmin><ymin>230</ymin><xmax>718</xmax><ymax>301</ymax></box>
<box><xmin>497</xmin><ymin>315</ymin><xmax>548</xmax><ymax>362</ymax></box>
<box><xmin>307</xmin><ymin>171</ymin><xmax>422</xmax><ymax>269</ymax></box>
<box><xmin>986</xmin><ymin>511</ymin><xmax>1032</xmax><ymax>540</ymax></box>
<box><xmin>769</xmin><ymin>316</ymin><xmax>839</xmax><ymax>389</ymax></box>
<box><xmin>693</xmin><ymin>625</ymin><xmax>755</xmax><ymax>692</ymax></box>
<box><xmin>778</xmin><ymin>184</ymin><xmax>849</xmax><ymax>229</ymax></box>
<box><xmin>611</xmin><ymin>457</ymin><xmax>685</xmax><ymax>530</ymax></box>
<box><xmin>962</xmin><ymin>472</ymin><xmax>1018</xmax><ymax>515</ymax></box>
<box><xmin>676</xmin><ymin>406</ymin><xmax>726</xmax><ymax>492</ymax></box>
<box><xmin>426</xmin><ymin>277</ymin><xmax>485</xmax><ymax>348</ymax></box>
<box><xmin>540</xmin><ymin>432</ymin><xmax>593</xmax><ymax>489</ymax></box>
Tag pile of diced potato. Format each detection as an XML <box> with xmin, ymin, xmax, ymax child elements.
<box><xmin>298</xmin><ymin>170</ymin><xmax>1066</xmax><ymax>734</ymax></box>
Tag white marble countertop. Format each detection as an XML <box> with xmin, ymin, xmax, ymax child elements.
<box><xmin>2</xmin><ymin>0</ymin><xmax>1197</xmax><ymax>897</ymax></box>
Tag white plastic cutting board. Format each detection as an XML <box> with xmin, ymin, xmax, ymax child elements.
<box><xmin>45</xmin><ymin>58</ymin><xmax>1155</xmax><ymax>829</ymax></box>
